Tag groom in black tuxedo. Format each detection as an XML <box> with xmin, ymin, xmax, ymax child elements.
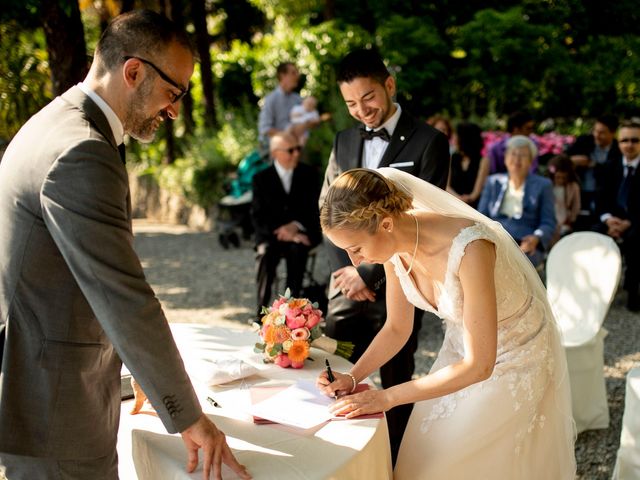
<box><xmin>252</xmin><ymin>132</ymin><xmax>322</xmax><ymax>315</ymax></box>
<box><xmin>320</xmin><ymin>48</ymin><xmax>450</xmax><ymax>463</ymax></box>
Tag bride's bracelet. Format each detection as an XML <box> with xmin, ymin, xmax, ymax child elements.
<box><xmin>346</xmin><ymin>372</ymin><xmax>357</xmax><ymax>393</ymax></box>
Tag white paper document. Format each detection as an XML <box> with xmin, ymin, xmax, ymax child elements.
<box><xmin>249</xmin><ymin>380</ymin><xmax>334</xmax><ymax>429</ymax></box>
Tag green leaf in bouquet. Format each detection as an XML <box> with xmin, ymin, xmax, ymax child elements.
<box><xmin>310</xmin><ymin>325</ymin><xmax>322</xmax><ymax>339</ymax></box>
<box><xmin>260</xmin><ymin>306</ymin><xmax>271</xmax><ymax>315</ymax></box>
<box><xmin>268</xmin><ymin>344</ymin><xmax>282</xmax><ymax>356</ymax></box>
<box><xmin>254</xmin><ymin>342</ymin><xmax>266</xmax><ymax>353</ymax></box>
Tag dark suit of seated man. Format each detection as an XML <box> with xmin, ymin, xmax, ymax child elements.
<box><xmin>594</xmin><ymin>120</ymin><xmax>640</xmax><ymax>311</ymax></box>
<box><xmin>252</xmin><ymin>132</ymin><xmax>322</xmax><ymax>315</ymax></box>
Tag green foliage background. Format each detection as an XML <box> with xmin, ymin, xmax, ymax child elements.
<box><xmin>1</xmin><ymin>0</ymin><xmax>639</xmax><ymax>207</ymax></box>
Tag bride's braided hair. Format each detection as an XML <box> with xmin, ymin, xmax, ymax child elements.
<box><xmin>321</xmin><ymin>168</ymin><xmax>413</xmax><ymax>234</ymax></box>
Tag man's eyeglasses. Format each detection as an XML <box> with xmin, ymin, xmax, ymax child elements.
<box><xmin>619</xmin><ymin>137</ymin><xmax>640</xmax><ymax>144</ymax></box>
<box><xmin>123</xmin><ymin>56</ymin><xmax>188</xmax><ymax>104</ymax></box>
<box><xmin>277</xmin><ymin>146</ymin><xmax>302</xmax><ymax>154</ymax></box>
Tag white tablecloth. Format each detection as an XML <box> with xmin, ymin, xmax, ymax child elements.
<box><xmin>117</xmin><ymin>323</ymin><xmax>392</xmax><ymax>479</ymax></box>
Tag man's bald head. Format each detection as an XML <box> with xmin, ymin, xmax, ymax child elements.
<box><xmin>270</xmin><ymin>132</ymin><xmax>301</xmax><ymax>170</ymax></box>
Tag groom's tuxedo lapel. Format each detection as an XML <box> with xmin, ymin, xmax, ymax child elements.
<box><xmin>343</xmin><ymin>128</ymin><xmax>364</xmax><ymax>170</ymax></box>
<box><xmin>379</xmin><ymin>111</ymin><xmax>416</xmax><ymax>168</ymax></box>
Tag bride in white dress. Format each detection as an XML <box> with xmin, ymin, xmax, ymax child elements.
<box><xmin>316</xmin><ymin>167</ymin><xmax>576</xmax><ymax>479</ymax></box>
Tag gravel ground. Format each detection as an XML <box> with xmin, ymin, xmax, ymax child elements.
<box><xmin>133</xmin><ymin>220</ymin><xmax>640</xmax><ymax>479</ymax></box>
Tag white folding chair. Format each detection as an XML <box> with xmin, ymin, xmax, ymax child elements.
<box><xmin>546</xmin><ymin>232</ymin><xmax>622</xmax><ymax>434</ymax></box>
<box><xmin>613</xmin><ymin>367</ymin><xmax>640</xmax><ymax>479</ymax></box>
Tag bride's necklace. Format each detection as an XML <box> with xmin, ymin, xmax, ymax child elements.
<box><xmin>405</xmin><ymin>213</ymin><xmax>420</xmax><ymax>274</ymax></box>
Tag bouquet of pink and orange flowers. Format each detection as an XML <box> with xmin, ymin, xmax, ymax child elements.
<box><xmin>254</xmin><ymin>289</ymin><xmax>354</xmax><ymax>369</ymax></box>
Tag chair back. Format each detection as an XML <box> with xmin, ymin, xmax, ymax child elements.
<box><xmin>546</xmin><ymin>232</ymin><xmax>621</xmax><ymax>347</ymax></box>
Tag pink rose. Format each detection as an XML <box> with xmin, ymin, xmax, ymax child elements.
<box><xmin>272</xmin><ymin>298</ymin><xmax>286</xmax><ymax>310</ymax></box>
<box><xmin>290</xmin><ymin>360</ymin><xmax>305</xmax><ymax>369</ymax></box>
<box><xmin>285</xmin><ymin>307</ymin><xmax>302</xmax><ymax>322</ymax></box>
<box><xmin>286</xmin><ymin>314</ymin><xmax>307</xmax><ymax>329</ymax></box>
<box><xmin>306</xmin><ymin>312</ymin><xmax>321</xmax><ymax>329</ymax></box>
<box><xmin>274</xmin><ymin>353</ymin><xmax>291</xmax><ymax>368</ymax></box>
<box><xmin>291</xmin><ymin>327</ymin><xmax>310</xmax><ymax>341</ymax></box>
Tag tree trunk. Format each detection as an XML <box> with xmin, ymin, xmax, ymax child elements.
<box><xmin>191</xmin><ymin>0</ymin><xmax>217</xmax><ymax>127</ymax></box>
<box><xmin>169</xmin><ymin>0</ymin><xmax>194</xmax><ymax>134</ymax></box>
<box><xmin>163</xmin><ymin>120</ymin><xmax>176</xmax><ymax>164</ymax></box>
<box><xmin>41</xmin><ymin>0</ymin><xmax>87</xmax><ymax>96</ymax></box>
<box><xmin>323</xmin><ymin>0</ymin><xmax>336</xmax><ymax>20</ymax></box>
<box><xmin>120</xmin><ymin>0</ymin><xmax>135</xmax><ymax>14</ymax></box>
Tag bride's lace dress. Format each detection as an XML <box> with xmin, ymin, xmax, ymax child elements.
<box><xmin>391</xmin><ymin>222</ymin><xmax>575</xmax><ymax>479</ymax></box>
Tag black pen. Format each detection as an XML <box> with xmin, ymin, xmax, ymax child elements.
<box><xmin>325</xmin><ymin>358</ymin><xmax>338</xmax><ymax>400</ymax></box>
<box><xmin>206</xmin><ymin>396</ymin><xmax>222</xmax><ymax>408</ymax></box>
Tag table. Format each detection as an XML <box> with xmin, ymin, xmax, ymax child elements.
<box><xmin>117</xmin><ymin>323</ymin><xmax>392</xmax><ymax>479</ymax></box>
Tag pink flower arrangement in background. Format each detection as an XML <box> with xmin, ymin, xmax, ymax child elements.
<box><xmin>254</xmin><ymin>289</ymin><xmax>353</xmax><ymax>369</ymax></box>
<box><xmin>481</xmin><ymin>130</ymin><xmax>575</xmax><ymax>158</ymax></box>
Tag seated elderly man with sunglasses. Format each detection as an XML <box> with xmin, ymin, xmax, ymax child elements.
<box><xmin>251</xmin><ymin>132</ymin><xmax>322</xmax><ymax>317</ymax></box>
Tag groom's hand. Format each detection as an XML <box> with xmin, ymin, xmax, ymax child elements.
<box><xmin>333</xmin><ymin>266</ymin><xmax>376</xmax><ymax>302</ymax></box>
<box><xmin>180</xmin><ymin>414</ymin><xmax>251</xmax><ymax>480</ymax></box>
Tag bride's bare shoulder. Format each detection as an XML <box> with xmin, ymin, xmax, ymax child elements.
<box><xmin>421</xmin><ymin>213</ymin><xmax>475</xmax><ymax>238</ymax></box>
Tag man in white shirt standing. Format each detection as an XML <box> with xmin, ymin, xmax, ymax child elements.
<box><xmin>595</xmin><ymin>120</ymin><xmax>640</xmax><ymax>311</ymax></box>
<box><xmin>257</xmin><ymin>62</ymin><xmax>302</xmax><ymax>153</ymax></box>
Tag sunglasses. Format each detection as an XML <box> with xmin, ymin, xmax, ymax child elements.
<box><xmin>277</xmin><ymin>146</ymin><xmax>302</xmax><ymax>154</ymax></box>
<box><xmin>619</xmin><ymin>137</ymin><xmax>640</xmax><ymax>144</ymax></box>
<box><xmin>123</xmin><ymin>56</ymin><xmax>188</xmax><ymax>104</ymax></box>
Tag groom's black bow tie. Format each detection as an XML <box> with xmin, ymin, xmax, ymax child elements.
<box><xmin>360</xmin><ymin>126</ymin><xmax>391</xmax><ymax>142</ymax></box>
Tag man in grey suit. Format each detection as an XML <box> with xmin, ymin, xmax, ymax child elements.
<box><xmin>0</xmin><ymin>10</ymin><xmax>250</xmax><ymax>480</ymax></box>
<box><xmin>320</xmin><ymin>48</ymin><xmax>450</xmax><ymax>464</ymax></box>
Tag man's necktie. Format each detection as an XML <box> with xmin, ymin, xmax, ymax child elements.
<box><xmin>359</xmin><ymin>126</ymin><xmax>391</xmax><ymax>142</ymax></box>
<box><xmin>118</xmin><ymin>143</ymin><xmax>126</xmax><ymax>165</ymax></box>
<box><xmin>617</xmin><ymin>165</ymin><xmax>635</xmax><ymax>210</ymax></box>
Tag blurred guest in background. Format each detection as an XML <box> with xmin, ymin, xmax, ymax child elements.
<box><xmin>488</xmin><ymin>111</ymin><xmax>539</xmax><ymax>174</ymax></box>
<box><xmin>258</xmin><ymin>62</ymin><xmax>301</xmax><ymax>153</ymax></box>
<box><xmin>567</xmin><ymin>115</ymin><xmax>621</xmax><ymax>225</ymax></box>
<box><xmin>446</xmin><ymin>122</ymin><xmax>489</xmax><ymax>208</ymax></box>
<box><xmin>594</xmin><ymin>120</ymin><xmax>640</xmax><ymax>311</ymax></box>
<box><xmin>427</xmin><ymin>114</ymin><xmax>455</xmax><ymax>154</ymax></box>
<box><xmin>479</xmin><ymin>135</ymin><xmax>556</xmax><ymax>268</ymax></box>
<box><xmin>252</xmin><ymin>132</ymin><xmax>322</xmax><ymax>317</ymax></box>
<box><xmin>288</xmin><ymin>95</ymin><xmax>330</xmax><ymax>146</ymax></box>
<box><xmin>546</xmin><ymin>154</ymin><xmax>581</xmax><ymax>243</ymax></box>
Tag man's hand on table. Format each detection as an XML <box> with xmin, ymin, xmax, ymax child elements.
<box><xmin>181</xmin><ymin>414</ymin><xmax>251</xmax><ymax>480</ymax></box>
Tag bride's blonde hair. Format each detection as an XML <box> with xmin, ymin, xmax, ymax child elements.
<box><xmin>321</xmin><ymin>168</ymin><xmax>413</xmax><ymax>234</ymax></box>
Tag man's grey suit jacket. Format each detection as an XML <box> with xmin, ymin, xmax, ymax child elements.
<box><xmin>0</xmin><ymin>87</ymin><xmax>201</xmax><ymax>459</ymax></box>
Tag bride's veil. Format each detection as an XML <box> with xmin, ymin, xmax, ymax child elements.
<box><xmin>378</xmin><ymin>166</ymin><xmax>577</xmax><ymax>457</ymax></box>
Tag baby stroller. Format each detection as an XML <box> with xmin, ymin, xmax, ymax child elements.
<box><xmin>216</xmin><ymin>149</ymin><xmax>270</xmax><ymax>249</ymax></box>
